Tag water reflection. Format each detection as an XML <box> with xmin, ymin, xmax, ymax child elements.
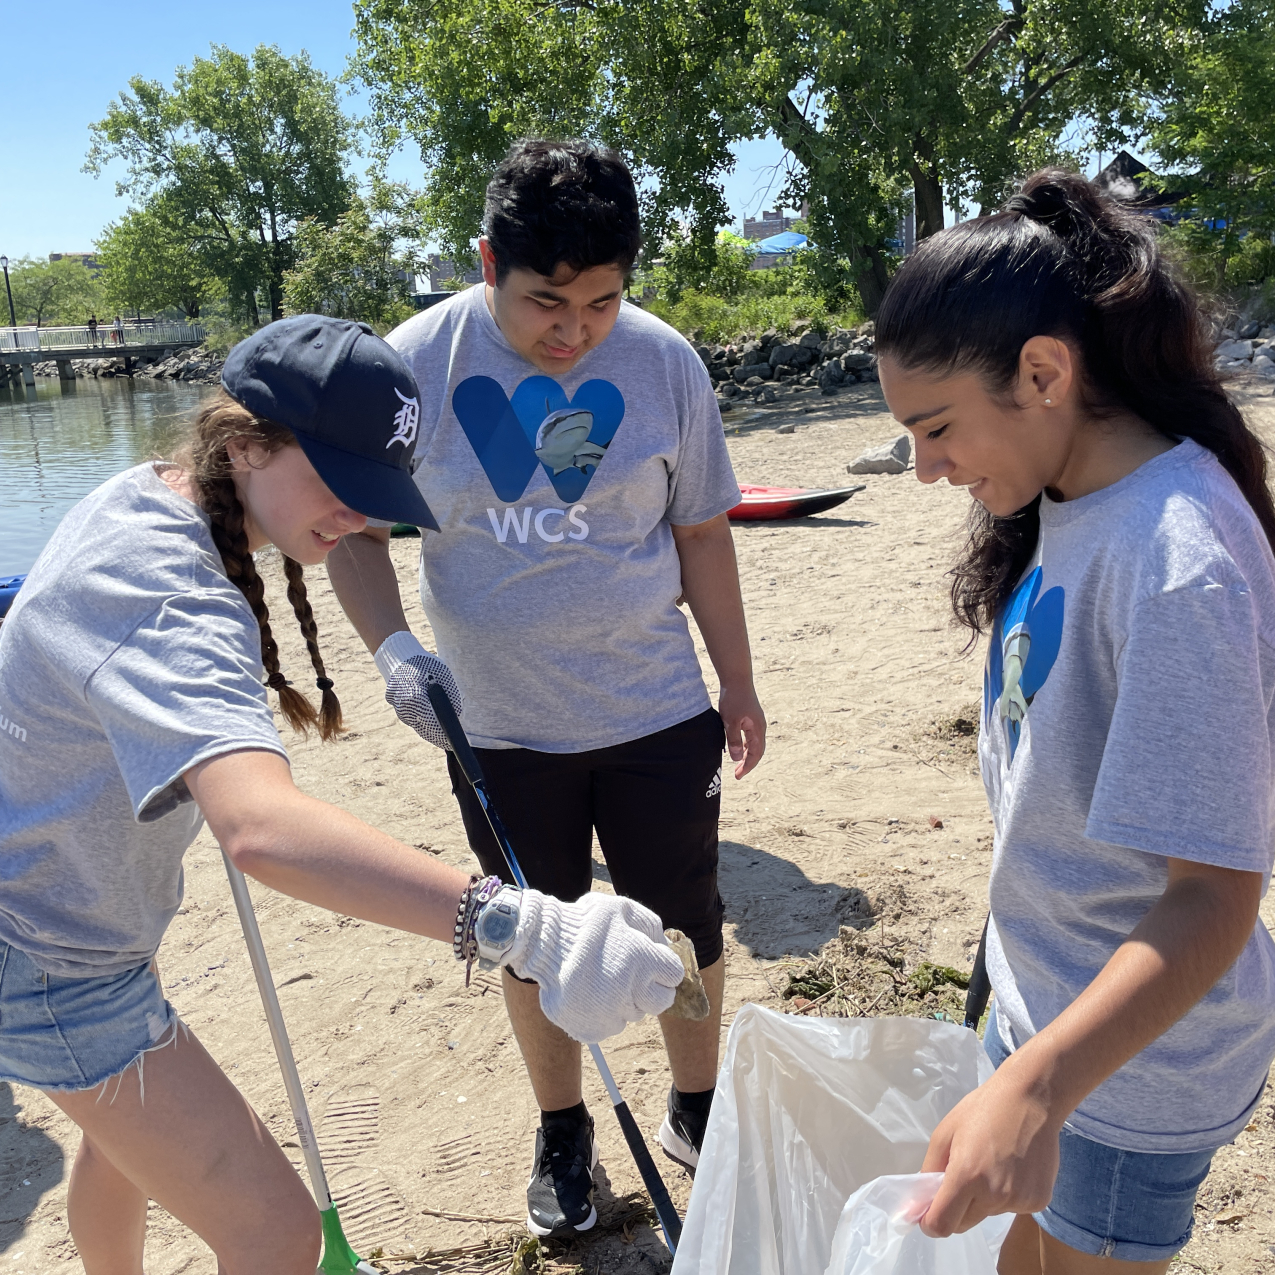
<box><xmin>0</xmin><ymin>377</ymin><xmax>217</xmax><ymax>575</ymax></box>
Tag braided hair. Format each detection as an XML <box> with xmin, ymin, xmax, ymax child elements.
<box><xmin>176</xmin><ymin>390</ymin><xmax>344</xmax><ymax>740</ymax></box>
<box><xmin>876</xmin><ymin>168</ymin><xmax>1275</xmax><ymax>634</ymax></box>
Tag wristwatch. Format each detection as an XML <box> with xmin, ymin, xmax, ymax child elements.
<box><xmin>474</xmin><ymin>885</ymin><xmax>522</xmax><ymax>966</ymax></box>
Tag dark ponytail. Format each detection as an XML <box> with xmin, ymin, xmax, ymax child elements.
<box><xmin>876</xmin><ymin>168</ymin><xmax>1275</xmax><ymax>634</ymax></box>
<box><xmin>177</xmin><ymin>390</ymin><xmax>344</xmax><ymax>741</ymax></box>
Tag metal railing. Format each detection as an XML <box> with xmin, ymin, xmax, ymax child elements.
<box><xmin>0</xmin><ymin>323</ymin><xmax>206</xmax><ymax>354</ymax></box>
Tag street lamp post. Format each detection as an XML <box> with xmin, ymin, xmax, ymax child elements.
<box><xmin>1</xmin><ymin>256</ymin><xmax>16</xmax><ymax>332</ymax></box>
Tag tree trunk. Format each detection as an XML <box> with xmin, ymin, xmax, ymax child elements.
<box><xmin>910</xmin><ymin>133</ymin><xmax>945</xmax><ymax>240</ymax></box>
<box><xmin>856</xmin><ymin>243</ymin><xmax>893</xmax><ymax>316</ymax></box>
<box><xmin>247</xmin><ymin>290</ymin><xmax>261</xmax><ymax>328</ymax></box>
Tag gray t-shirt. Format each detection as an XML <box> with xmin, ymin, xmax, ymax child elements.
<box><xmin>0</xmin><ymin>464</ymin><xmax>287</xmax><ymax>976</ymax></box>
<box><xmin>386</xmin><ymin>285</ymin><xmax>741</xmax><ymax>751</ymax></box>
<box><xmin>982</xmin><ymin>440</ymin><xmax>1275</xmax><ymax>1153</ymax></box>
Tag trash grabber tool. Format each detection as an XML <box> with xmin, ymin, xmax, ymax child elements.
<box><xmin>963</xmin><ymin>914</ymin><xmax>992</xmax><ymax>1031</ymax></box>
<box><xmin>222</xmin><ymin>852</ymin><xmax>378</xmax><ymax>1275</ymax></box>
<box><xmin>425</xmin><ymin>682</ymin><xmax>684</xmax><ymax>1253</ymax></box>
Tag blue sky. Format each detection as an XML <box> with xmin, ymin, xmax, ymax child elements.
<box><xmin>2</xmin><ymin>0</ymin><xmax>792</xmax><ymax>261</ymax></box>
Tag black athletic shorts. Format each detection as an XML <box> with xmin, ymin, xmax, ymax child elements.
<box><xmin>447</xmin><ymin>708</ymin><xmax>727</xmax><ymax>974</ymax></box>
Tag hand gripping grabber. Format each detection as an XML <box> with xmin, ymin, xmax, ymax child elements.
<box><xmin>426</xmin><ymin>681</ymin><xmax>686</xmax><ymax>1253</ymax></box>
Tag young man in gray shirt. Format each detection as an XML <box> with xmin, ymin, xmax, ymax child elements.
<box><xmin>328</xmin><ymin>139</ymin><xmax>765</xmax><ymax>1238</ymax></box>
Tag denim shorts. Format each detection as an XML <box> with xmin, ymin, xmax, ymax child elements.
<box><xmin>985</xmin><ymin>1005</ymin><xmax>1216</xmax><ymax>1261</ymax></box>
<box><xmin>0</xmin><ymin>940</ymin><xmax>181</xmax><ymax>1093</ymax></box>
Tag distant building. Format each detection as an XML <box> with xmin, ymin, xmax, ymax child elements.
<box><xmin>742</xmin><ymin>209</ymin><xmax>796</xmax><ymax>241</ymax></box>
<box><xmin>1093</xmin><ymin>151</ymin><xmax>1187</xmax><ymax>221</ymax></box>
<box><xmin>48</xmin><ymin>252</ymin><xmax>101</xmax><ymax>275</ymax></box>
<box><xmin>426</xmin><ymin>254</ymin><xmax>484</xmax><ymax>291</ymax></box>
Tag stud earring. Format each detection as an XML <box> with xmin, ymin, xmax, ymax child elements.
<box><xmin>1044</xmin><ymin>398</ymin><xmax>1052</xmax><ymax>405</ymax></box>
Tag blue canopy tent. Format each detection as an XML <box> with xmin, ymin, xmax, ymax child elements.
<box><xmin>751</xmin><ymin>231</ymin><xmax>808</xmax><ymax>255</ymax></box>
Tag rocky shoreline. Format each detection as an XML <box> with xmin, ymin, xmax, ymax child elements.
<box><xmin>697</xmin><ymin>321</ymin><xmax>879</xmax><ymax>415</ymax></box>
<box><xmin>31</xmin><ymin>346</ymin><xmax>225</xmax><ymax>385</ymax></box>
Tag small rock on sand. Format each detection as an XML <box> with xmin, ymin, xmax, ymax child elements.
<box><xmin>848</xmin><ymin>434</ymin><xmax>912</xmax><ymax>475</ymax></box>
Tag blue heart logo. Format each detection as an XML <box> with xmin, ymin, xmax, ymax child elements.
<box><xmin>452</xmin><ymin>375</ymin><xmax>625</xmax><ymax>504</ymax></box>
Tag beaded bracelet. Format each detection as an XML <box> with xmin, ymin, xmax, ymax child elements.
<box><xmin>453</xmin><ymin>874</ymin><xmax>503</xmax><ymax>985</ymax></box>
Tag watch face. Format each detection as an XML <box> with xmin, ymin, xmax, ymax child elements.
<box><xmin>479</xmin><ymin>906</ymin><xmax>518</xmax><ymax>949</ymax></box>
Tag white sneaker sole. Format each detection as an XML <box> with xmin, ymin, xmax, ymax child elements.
<box><xmin>524</xmin><ymin>1134</ymin><xmax>600</xmax><ymax>1237</ymax></box>
<box><xmin>658</xmin><ymin>1114</ymin><xmax>700</xmax><ymax>1174</ymax></box>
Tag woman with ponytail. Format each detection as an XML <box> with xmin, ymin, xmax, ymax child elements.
<box><xmin>875</xmin><ymin>171</ymin><xmax>1275</xmax><ymax>1272</ymax></box>
<box><xmin>0</xmin><ymin>317</ymin><xmax>687</xmax><ymax>1273</ymax></box>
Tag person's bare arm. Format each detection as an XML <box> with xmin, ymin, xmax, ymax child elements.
<box><xmin>186</xmin><ymin>750</ymin><xmax>469</xmax><ymax>937</ymax></box>
<box><xmin>920</xmin><ymin>856</ymin><xmax>1264</xmax><ymax>1236</ymax></box>
<box><xmin>671</xmin><ymin>513</ymin><xmax>765</xmax><ymax>778</ymax></box>
<box><xmin>325</xmin><ymin>525</ymin><xmax>412</xmax><ymax>655</ymax></box>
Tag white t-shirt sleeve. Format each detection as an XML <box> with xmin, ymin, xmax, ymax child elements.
<box><xmin>666</xmin><ymin>356</ymin><xmax>741</xmax><ymax>526</ymax></box>
<box><xmin>1087</xmin><ymin>580</ymin><xmax>1274</xmax><ymax>874</ymax></box>
<box><xmin>86</xmin><ymin>588</ymin><xmax>288</xmax><ymax>823</ymax></box>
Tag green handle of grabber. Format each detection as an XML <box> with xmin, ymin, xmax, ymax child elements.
<box><xmin>320</xmin><ymin>1205</ymin><xmax>377</xmax><ymax>1275</ymax></box>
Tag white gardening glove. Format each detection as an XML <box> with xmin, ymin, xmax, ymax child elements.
<box><xmin>375</xmin><ymin>631</ymin><xmax>463</xmax><ymax>750</ymax></box>
<box><xmin>506</xmin><ymin>890</ymin><xmax>685</xmax><ymax>1043</ymax></box>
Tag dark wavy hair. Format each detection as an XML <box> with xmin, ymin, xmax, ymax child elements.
<box><xmin>483</xmin><ymin>138</ymin><xmax>642</xmax><ymax>283</ymax></box>
<box><xmin>876</xmin><ymin>168</ymin><xmax>1275</xmax><ymax>634</ymax></box>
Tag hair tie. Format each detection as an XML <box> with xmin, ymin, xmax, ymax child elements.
<box><xmin>316</xmin><ymin>677</ymin><xmax>334</xmax><ymax>691</ymax></box>
<box><xmin>266</xmin><ymin>671</ymin><xmax>289</xmax><ymax>691</ymax></box>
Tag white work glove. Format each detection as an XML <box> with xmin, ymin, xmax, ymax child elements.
<box><xmin>506</xmin><ymin>890</ymin><xmax>686</xmax><ymax>1043</ymax></box>
<box><xmin>375</xmin><ymin>631</ymin><xmax>463</xmax><ymax>750</ymax></box>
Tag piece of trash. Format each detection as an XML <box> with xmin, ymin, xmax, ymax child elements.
<box><xmin>447</xmin><ymin>1041</ymin><xmax>459</xmax><ymax>1050</ymax></box>
<box><xmin>457</xmin><ymin>1095</ymin><xmax>467</xmax><ymax>1103</ymax></box>
<box><xmin>665</xmin><ymin>928</ymin><xmax>710</xmax><ymax>1021</ymax></box>
<box><xmin>1215</xmin><ymin>1209</ymin><xmax>1246</xmax><ymax>1224</ymax></box>
<box><xmin>928</xmin><ymin>816</ymin><xmax>944</xmax><ymax>829</ymax></box>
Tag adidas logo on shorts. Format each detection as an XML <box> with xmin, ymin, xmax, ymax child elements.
<box><xmin>706</xmin><ymin>767</ymin><xmax>722</xmax><ymax>799</ymax></box>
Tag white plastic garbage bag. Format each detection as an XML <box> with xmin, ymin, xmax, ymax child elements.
<box><xmin>672</xmin><ymin>1003</ymin><xmax>1005</xmax><ymax>1275</ymax></box>
<box><xmin>825</xmin><ymin>1173</ymin><xmax>1012</xmax><ymax>1275</ymax></box>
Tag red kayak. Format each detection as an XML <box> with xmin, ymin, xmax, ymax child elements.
<box><xmin>728</xmin><ymin>483</ymin><xmax>865</xmax><ymax>521</ymax></box>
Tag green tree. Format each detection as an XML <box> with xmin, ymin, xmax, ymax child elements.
<box><xmin>352</xmin><ymin>0</ymin><xmax>1205</xmax><ymax>312</ymax></box>
<box><xmin>95</xmin><ymin>200</ymin><xmax>218</xmax><ymax>319</ymax></box>
<box><xmin>1149</xmin><ymin>0</ymin><xmax>1275</xmax><ymax>293</ymax></box>
<box><xmin>7</xmin><ymin>257</ymin><xmax>104</xmax><ymax>327</ymax></box>
<box><xmin>85</xmin><ymin>44</ymin><xmax>356</xmax><ymax>325</ymax></box>
<box><xmin>282</xmin><ymin>181</ymin><xmax>422</xmax><ymax>327</ymax></box>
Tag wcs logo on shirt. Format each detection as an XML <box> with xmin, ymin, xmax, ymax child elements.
<box><xmin>487</xmin><ymin>504</ymin><xmax>590</xmax><ymax>543</ymax></box>
<box><xmin>453</xmin><ymin>375</ymin><xmax>626</xmax><ymax>538</ymax></box>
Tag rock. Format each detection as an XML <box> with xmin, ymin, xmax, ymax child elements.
<box><xmin>1254</xmin><ymin>355</ymin><xmax>1275</xmax><ymax>379</ymax></box>
<box><xmin>718</xmin><ymin>399</ymin><xmax>735</xmax><ymax>413</ymax></box>
<box><xmin>818</xmin><ymin>362</ymin><xmax>845</xmax><ymax>388</ymax></box>
<box><xmin>798</xmin><ymin>330</ymin><xmax>823</xmax><ymax>349</ymax></box>
<box><xmin>1216</xmin><ymin>339</ymin><xmax>1254</xmax><ymax>361</ymax></box>
<box><xmin>760</xmin><ymin>327</ymin><xmax>780</xmax><ymax>349</ymax></box>
<box><xmin>1219</xmin><ymin>327</ymin><xmax>1237</xmax><ymax>340</ymax></box>
<box><xmin>791</xmin><ymin>318</ymin><xmax>815</xmax><ymax>335</ymax></box>
<box><xmin>848</xmin><ymin>434</ymin><xmax>912</xmax><ymax>475</ymax></box>
<box><xmin>858</xmin><ymin>321</ymin><xmax>876</xmax><ymax>337</ymax></box>
<box><xmin>841</xmin><ymin>351</ymin><xmax>876</xmax><ymax>375</ymax></box>
<box><xmin>1237</xmin><ymin>320</ymin><xmax>1262</xmax><ymax>340</ymax></box>
<box><xmin>1260</xmin><ymin>325</ymin><xmax>1275</xmax><ymax>341</ymax></box>
<box><xmin>740</xmin><ymin>340</ymin><xmax>763</xmax><ymax>361</ymax></box>
<box><xmin>774</xmin><ymin>422</ymin><xmax>797</xmax><ymax>434</ymax></box>
<box><xmin>769</xmin><ymin>342</ymin><xmax>815</xmax><ymax>369</ymax></box>
<box><xmin>743</xmin><ymin>375</ymin><xmax>764</xmax><ymax>388</ymax></box>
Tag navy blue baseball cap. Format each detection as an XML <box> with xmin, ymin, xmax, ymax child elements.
<box><xmin>222</xmin><ymin>315</ymin><xmax>439</xmax><ymax>531</ymax></box>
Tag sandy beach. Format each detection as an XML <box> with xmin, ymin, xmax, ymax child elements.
<box><xmin>3</xmin><ymin>381</ymin><xmax>1274</xmax><ymax>1274</ymax></box>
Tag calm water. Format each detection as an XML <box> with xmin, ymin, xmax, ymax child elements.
<box><xmin>0</xmin><ymin>377</ymin><xmax>218</xmax><ymax>576</ymax></box>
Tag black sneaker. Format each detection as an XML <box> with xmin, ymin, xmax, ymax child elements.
<box><xmin>658</xmin><ymin>1086</ymin><xmax>711</xmax><ymax>1176</ymax></box>
<box><xmin>525</xmin><ymin>1107</ymin><xmax>599</xmax><ymax>1238</ymax></box>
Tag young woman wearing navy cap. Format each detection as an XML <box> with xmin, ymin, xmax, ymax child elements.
<box><xmin>0</xmin><ymin>316</ymin><xmax>685</xmax><ymax>1274</ymax></box>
